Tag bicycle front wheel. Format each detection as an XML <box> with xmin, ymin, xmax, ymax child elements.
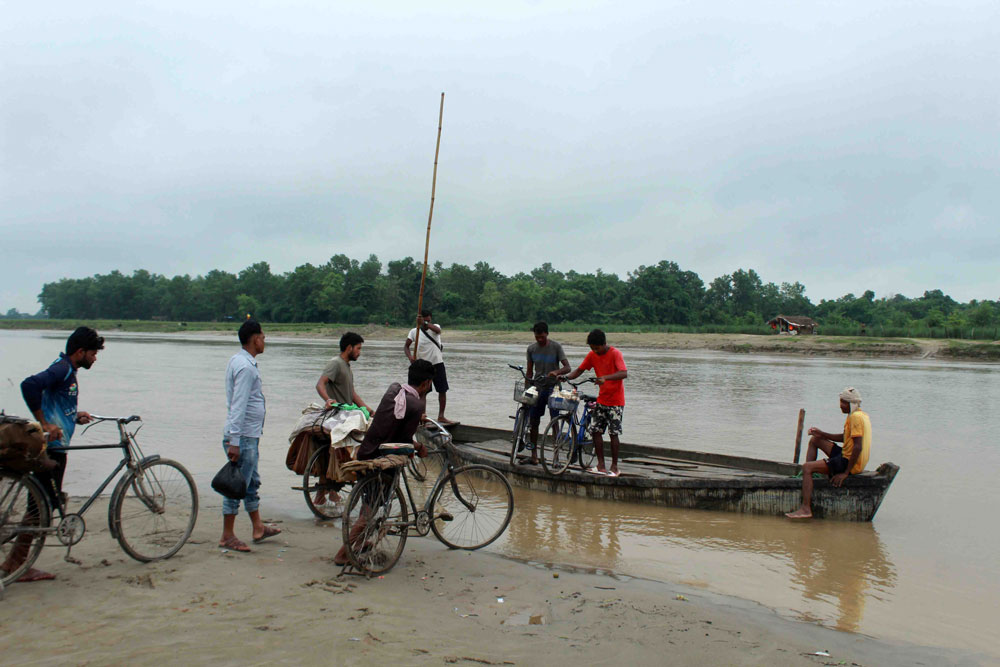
<box><xmin>113</xmin><ymin>459</ymin><xmax>198</xmax><ymax>562</ymax></box>
<box><xmin>0</xmin><ymin>471</ymin><xmax>50</xmax><ymax>586</ymax></box>
<box><xmin>430</xmin><ymin>464</ymin><xmax>513</xmax><ymax>550</ymax></box>
<box><xmin>540</xmin><ymin>417</ymin><xmax>576</xmax><ymax>475</ymax></box>
<box><xmin>341</xmin><ymin>473</ymin><xmax>408</xmax><ymax>575</ymax></box>
<box><xmin>303</xmin><ymin>446</ymin><xmax>352</xmax><ymax>520</ymax></box>
<box><xmin>509</xmin><ymin>407</ymin><xmax>527</xmax><ymax>466</ymax></box>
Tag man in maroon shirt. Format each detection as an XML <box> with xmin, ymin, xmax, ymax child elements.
<box><xmin>333</xmin><ymin>360</ymin><xmax>435</xmax><ymax>565</ymax></box>
<box><xmin>552</xmin><ymin>329</ymin><xmax>628</xmax><ymax>476</ymax></box>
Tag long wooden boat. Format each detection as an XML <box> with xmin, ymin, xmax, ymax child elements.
<box><xmin>438</xmin><ymin>425</ymin><xmax>899</xmax><ymax>522</ymax></box>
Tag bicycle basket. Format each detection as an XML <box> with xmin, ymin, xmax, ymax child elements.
<box><xmin>513</xmin><ymin>380</ymin><xmax>539</xmax><ymax>406</ymax></box>
<box><xmin>548</xmin><ymin>391</ymin><xmax>579</xmax><ymax>413</ymax></box>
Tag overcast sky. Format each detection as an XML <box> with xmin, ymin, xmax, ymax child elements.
<box><xmin>2</xmin><ymin>1</ymin><xmax>998</xmax><ymax>313</ymax></box>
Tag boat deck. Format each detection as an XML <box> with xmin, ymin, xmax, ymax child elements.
<box><xmin>459</xmin><ymin>438</ymin><xmax>791</xmax><ymax>483</ymax></box>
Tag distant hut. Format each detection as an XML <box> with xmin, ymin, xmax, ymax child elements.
<box><xmin>767</xmin><ymin>315</ymin><xmax>818</xmax><ymax>335</ymax></box>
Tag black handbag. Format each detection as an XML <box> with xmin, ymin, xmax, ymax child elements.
<box><xmin>212</xmin><ymin>460</ymin><xmax>247</xmax><ymax>500</ymax></box>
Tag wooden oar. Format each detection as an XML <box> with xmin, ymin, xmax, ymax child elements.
<box><xmin>413</xmin><ymin>92</ymin><xmax>445</xmax><ymax>352</ymax></box>
<box><xmin>793</xmin><ymin>408</ymin><xmax>805</xmax><ymax>463</ymax></box>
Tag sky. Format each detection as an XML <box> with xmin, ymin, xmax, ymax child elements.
<box><xmin>2</xmin><ymin>1</ymin><xmax>998</xmax><ymax>313</ymax></box>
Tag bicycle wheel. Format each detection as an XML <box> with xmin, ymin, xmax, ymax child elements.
<box><xmin>303</xmin><ymin>446</ymin><xmax>352</xmax><ymax>520</ymax></box>
<box><xmin>540</xmin><ymin>417</ymin><xmax>576</xmax><ymax>475</ymax></box>
<box><xmin>430</xmin><ymin>464</ymin><xmax>513</xmax><ymax>550</ymax></box>
<box><xmin>576</xmin><ymin>413</ymin><xmax>596</xmax><ymax>470</ymax></box>
<box><xmin>509</xmin><ymin>407</ymin><xmax>526</xmax><ymax>466</ymax></box>
<box><xmin>0</xmin><ymin>471</ymin><xmax>50</xmax><ymax>586</ymax></box>
<box><xmin>113</xmin><ymin>459</ymin><xmax>198</xmax><ymax>562</ymax></box>
<box><xmin>341</xmin><ymin>473</ymin><xmax>408</xmax><ymax>575</ymax></box>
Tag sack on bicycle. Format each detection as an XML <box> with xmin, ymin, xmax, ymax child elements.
<box><xmin>0</xmin><ymin>415</ymin><xmax>59</xmax><ymax>473</ymax></box>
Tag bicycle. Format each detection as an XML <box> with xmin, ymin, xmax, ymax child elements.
<box><xmin>339</xmin><ymin>418</ymin><xmax>514</xmax><ymax>577</ymax></box>
<box><xmin>538</xmin><ymin>378</ymin><xmax>600</xmax><ymax>475</ymax></box>
<box><xmin>301</xmin><ymin>434</ymin><xmax>357</xmax><ymax>521</ymax></box>
<box><xmin>0</xmin><ymin>415</ymin><xmax>198</xmax><ymax>588</ymax></box>
<box><xmin>507</xmin><ymin>364</ymin><xmax>559</xmax><ymax>466</ymax></box>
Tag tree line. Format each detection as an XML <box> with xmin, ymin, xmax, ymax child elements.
<box><xmin>10</xmin><ymin>255</ymin><xmax>999</xmax><ymax>339</ymax></box>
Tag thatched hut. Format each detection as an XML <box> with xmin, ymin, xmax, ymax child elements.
<box><xmin>767</xmin><ymin>315</ymin><xmax>818</xmax><ymax>335</ymax></box>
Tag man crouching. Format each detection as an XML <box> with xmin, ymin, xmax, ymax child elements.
<box><xmin>786</xmin><ymin>387</ymin><xmax>872</xmax><ymax>520</ymax></box>
<box><xmin>333</xmin><ymin>360</ymin><xmax>435</xmax><ymax>566</ymax></box>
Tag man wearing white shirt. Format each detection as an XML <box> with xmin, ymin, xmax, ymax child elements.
<box><xmin>404</xmin><ymin>309</ymin><xmax>453</xmax><ymax>424</ymax></box>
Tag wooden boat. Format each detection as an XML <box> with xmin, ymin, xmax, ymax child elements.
<box><xmin>437</xmin><ymin>424</ymin><xmax>899</xmax><ymax>522</ymax></box>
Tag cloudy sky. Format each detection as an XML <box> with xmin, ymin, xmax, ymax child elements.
<box><xmin>2</xmin><ymin>1</ymin><xmax>998</xmax><ymax>313</ymax></box>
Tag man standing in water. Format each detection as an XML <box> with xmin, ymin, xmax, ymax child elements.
<box><xmin>2</xmin><ymin>327</ymin><xmax>103</xmax><ymax>582</ymax></box>
<box><xmin>522</xmin><ymin>321</ymin><xmax>570</xmax><ymax>465</ymax></box>
<box><xmin>404</xmin><ymin>310</ymin><xmax>453</xmax><ymax>424</ymax></box>
<box><xmin>219</xmin><ymin>319</ymin><xmax>281</xmax><ymax>552</ymax></box>
<box><xmin>786</xmin><ymin>387</ymin><xmax>872</xmax><ymax>519</ymax></box>
<box><xmin>552</xmin><ymin>329</ymin><xmax>627</xmax><ymax>476</ymax></box>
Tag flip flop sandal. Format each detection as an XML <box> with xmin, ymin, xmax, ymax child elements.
<box><xmin>252</xmin><ymin>525</ymin><xmax>282</xmax><ymax>544</ymax></box>
<box><xmin>219</xmin><ymin>536</ymin><xmax>251</xmax><ymax>552</ymax></box>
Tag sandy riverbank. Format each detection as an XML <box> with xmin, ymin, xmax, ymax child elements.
<box><xmin>1</xmin><ymin>498</ymin><xmax>983</xmax><ymax>666</ymax></box>
<box><xmin>4</xmin><ymin>321</ymin><xmax>998</xmax><ymax>360</ymax></box>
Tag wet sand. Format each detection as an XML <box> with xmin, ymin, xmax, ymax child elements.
<box><xmin>0</xmin><ymin>498</ymin><xmax>982</xmax><ymax>666</ymax></box>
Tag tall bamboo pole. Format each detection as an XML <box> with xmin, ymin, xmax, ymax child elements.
<box><xmin>413</xmin><ymin>93</ymin><xmax>445</xmax><ymax>354</ymax></box>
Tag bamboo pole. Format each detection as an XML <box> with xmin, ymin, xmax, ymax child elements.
<box><xmin>793</xmin><ymin>408</ymin><xmax>805</xmax><ymax>463</ymax></box>
<box><xmin>413</xmin><ymin>93</ymin><xmax>445</xmax><ymax>354</ymax></box>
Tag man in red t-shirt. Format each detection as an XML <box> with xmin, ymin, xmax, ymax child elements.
<box><xmin>551</xmin><ymin>329</ymin><xmax>627</xmax><ymax>476</ymax></box>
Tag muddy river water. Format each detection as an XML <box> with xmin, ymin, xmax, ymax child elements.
<box><xmin>2</xmin><ymin>329</ymin><xmax>997</xmax><ymax>657</ymax></box>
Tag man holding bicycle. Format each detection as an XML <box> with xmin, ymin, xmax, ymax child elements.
<box><xmin>333</xmin><ymin>360</ymin><xmax>434</xmax><ymax>566</ymax></box>
<box><xmin>5</xmin><ymin>326</ymin><xmax>104</xmax><ymax>582</ymax></box>
<box><xmin>552</xmin><ymin>329</ymin><xmax>627</xmax><ymax>477</ymax></box>
<box><xmin>523</xmin><ymin>322</ymin><xmax>569</xmax><ymax>465</ymax></box>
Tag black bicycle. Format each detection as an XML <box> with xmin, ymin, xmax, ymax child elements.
<box><xmin>507</xmin><ymin>364</ymin><xmax>560</xmax><ymax>466</ymax></box>
<box><xmin>340</xmin><ymin>419</ymin><xmax>514</xmax><ymax>577</ymax></box>
<box><xmin>0</xmin><ymin>415</ymin><xmax>198</xmax><ymax>588</ymax></box>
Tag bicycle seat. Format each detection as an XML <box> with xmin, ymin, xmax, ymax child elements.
<box><xmin>376</xmin><ymin>443</ymin><xmax>415</xmax><ymax>457</ymax></box>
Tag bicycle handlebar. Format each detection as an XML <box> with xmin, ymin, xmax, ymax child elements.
<box><xmin>88</xmin><ymin>415</ymin><xmax>142</xmax><ymax>424</ymax></box>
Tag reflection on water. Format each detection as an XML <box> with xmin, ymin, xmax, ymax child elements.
<box><xmin>0</xmin><ymin>330</ymin><xmax>996</xmax><ymax>657</ymax></box>
<box><xmin>499</xmin><ymin>485</ymin><xmax>894</xmax><ymax>635</ymax></box>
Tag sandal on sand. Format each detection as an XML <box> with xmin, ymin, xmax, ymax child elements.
<box><xmin>219</xmin><ymin>536</ymin><xmax>251</xmax><ymax>552</ymax></box>
<box><xmin>253</xmin><ymin>525</ymin><xmax>282</xmax><ymax>544</ymax></box>
<box><xmin>18</xmin><ymin>568</ymin><xmax>56</xmax><ymax>582</ymax></box>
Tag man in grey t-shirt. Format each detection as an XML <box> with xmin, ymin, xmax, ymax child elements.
<box><xmin>316</xmin><ymin>332</ymin><xmax>370</xmax><ymax>412</ymax></box>
<box><xmin>522</xmin><ymin>321</ymin><xmax>570</xmax><ymax>464</ymax></box>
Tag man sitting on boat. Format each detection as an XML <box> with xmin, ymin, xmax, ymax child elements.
<box><xmin>333</xmin><ymin>360</ymin><xmax>434</xmax><ymax>566</ymax></box>
<box><xmin>786</xmin><ymin>387</ymin><xmax>872</xmax><ymax>519</ymax></box>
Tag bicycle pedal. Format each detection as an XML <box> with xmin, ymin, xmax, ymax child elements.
<box><xmin>437</xmin><ymin>512</ymin><xmax>454</xmax><ymax>522</ymax></box>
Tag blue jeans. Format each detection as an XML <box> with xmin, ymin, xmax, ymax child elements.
<box><xmin>221</xmin><ymin>436</ymin><xmax>261</xmax><ymax>515</ymax></box>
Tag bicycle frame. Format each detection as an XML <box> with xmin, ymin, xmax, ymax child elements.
<box><xmin>33</xmin><ymin>415</ymin><xmax>157</xmax><ymax>530</ymax></box>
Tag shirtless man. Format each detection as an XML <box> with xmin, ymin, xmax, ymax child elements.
<box><xmin>786</xmin><ymin>387</ymin><xmax>872</xmax><ymax>519</ymax></box>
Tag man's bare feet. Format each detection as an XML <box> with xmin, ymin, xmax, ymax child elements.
<box><xmin>17</xmin><ymin>568</ymin><xmax>56</xmax><ymax>582</ymax></box>
<box><xmin>785</xmin><ymin>507</ymin><xmax>813</xmax><ymax>519</ymax></box>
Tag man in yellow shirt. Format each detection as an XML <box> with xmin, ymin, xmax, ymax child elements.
<box><xmin>786</xmin><ymin>387</ymin><xmax>872</xmax><ymax>519</ymax></box>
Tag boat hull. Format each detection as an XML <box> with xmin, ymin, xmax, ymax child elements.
<box><xmin>437</xmin><ymin>425</ymin><xmax>899</xmax><ymax>522</ymax></box>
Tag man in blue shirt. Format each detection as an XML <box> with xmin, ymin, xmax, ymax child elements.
<box><xmin>219</xmin><ymin>319</ymin><xmax>281</xmax><ymax>553</ymax></box>
<box><xmin>5</xmin><ymin>326</ymin><xmax>104</xmax><ymax>582</ymax></box>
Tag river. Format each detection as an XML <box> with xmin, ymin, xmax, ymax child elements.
<box><xmin>1</xmin><ymin>329</ymin><xmax>997</xmax><ymax>657</ymax></box>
